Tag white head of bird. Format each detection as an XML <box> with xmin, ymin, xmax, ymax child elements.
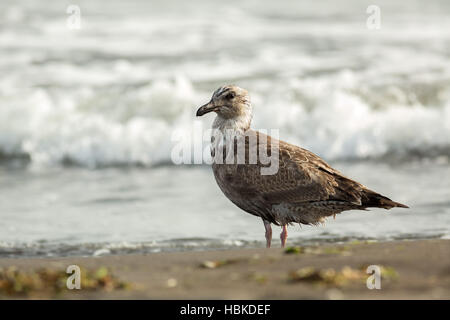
<box><xmin>196</xmin><ymin>85</ymin><xmax>252</xmax><ymax>133</ymax></box>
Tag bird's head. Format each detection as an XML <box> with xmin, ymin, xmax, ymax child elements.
<box><xmin>196</xmin><ymin>85</ymin><xmax>251</xmax><ymax>120</ymax></box>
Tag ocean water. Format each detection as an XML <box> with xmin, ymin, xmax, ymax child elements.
<box><xmin>0</xmin><ymin>0</ymin><xmax>449</xmax><ymax>257</ymax></box>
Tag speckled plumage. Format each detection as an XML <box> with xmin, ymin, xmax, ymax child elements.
<box><xmin>197</xmin><ymin>85</ymin><xmax>408</xmax><ymax>247</ymax></box>
<box><xmin>211</xmin><ymin>129</ymin><xmax>407</xmax><ymax>227</ymax></box>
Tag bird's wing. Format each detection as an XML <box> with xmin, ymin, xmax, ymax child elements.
<box><xmin>230</xmin><ymin>130</ymin><xmax>366</xmax><ymax>206</ymax></box>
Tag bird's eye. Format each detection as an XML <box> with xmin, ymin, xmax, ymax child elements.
<box><xmin>225</xmin><ymin>92</ymin><xmax>235</xmax><ymax>100</ymax></box>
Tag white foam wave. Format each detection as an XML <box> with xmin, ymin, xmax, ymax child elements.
<box><xmin>256</xmin><ymin>75</ymin><xmax>450</xmax><ymax>161</ymax></box>
<box><xmin>0</xmin><ymin>75</ymin><xmax>449</xmax><ymax>167</ymax></box>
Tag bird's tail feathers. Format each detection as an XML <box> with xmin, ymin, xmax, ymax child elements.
<box><xmin>362</xmin><ymin>190</ymin><xmax>409</xmax><ymax>209</ymax></box>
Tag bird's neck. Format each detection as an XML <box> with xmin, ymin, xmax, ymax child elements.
<box><xmin>210</xmin><ymin>114</ymin><xmax>252</xmax><ymax>161</ymax></box>
<box><xmin>212</xmin><ymin>112</ymin><xmax>252</xmax><ymax>134</ymax></box>
<box><xmin>210</xmin><ymin>113</ymin><xmax>252</xmax><ymax>156</ymax></box>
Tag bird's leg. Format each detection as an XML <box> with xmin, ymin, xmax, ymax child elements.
<box><xmin>263</xmin><ymin>220</ymin><xmax>272</xmax><ymax>248</ymax></box>
<box><xmin>280</xmin><ymin>225</ymin><xmax>288</xmax><ymax>248</ymax></box>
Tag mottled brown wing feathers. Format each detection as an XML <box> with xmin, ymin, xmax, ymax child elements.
<box><xmin>229</xmin><ymin>130</ymin><xmax>369</xmax><ymax>207</ymax></box>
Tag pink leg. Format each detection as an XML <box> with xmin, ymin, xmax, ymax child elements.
<box><xmin>263</xmin><ymin>220</ymin><xmax>272</xmax><ymax>248</ymax></box>
<box><xmin>280</xmin><ymin>225</ymin><xmax>288</xmax><ymax>248</ymax></box>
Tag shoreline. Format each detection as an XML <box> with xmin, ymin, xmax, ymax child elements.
<box><xmin>0</xmin><ymin>239</ymin><xmax>449</xmax><ymax>299</ymax></box>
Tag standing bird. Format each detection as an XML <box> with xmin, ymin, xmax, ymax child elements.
<box><xmin>196</xmin><ymin>85</ymin><xmax>408</xmax><ymax>248</ymax></box>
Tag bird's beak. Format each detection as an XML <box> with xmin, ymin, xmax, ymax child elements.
<box><xmin>196</xmin><ymin>100</ymin><xmax>217</xmax><ymax>117</ymax></box>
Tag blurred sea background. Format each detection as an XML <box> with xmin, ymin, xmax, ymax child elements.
<box><xmin>1</xmin><ymin>0</ymin><xmax>449</xmax><ymax>258</ymax></box>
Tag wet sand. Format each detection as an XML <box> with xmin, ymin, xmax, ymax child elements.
<box><xmin>0</xmin><ymin>239</ymin><xmax>449</xmax><ymax>299</ymax></box>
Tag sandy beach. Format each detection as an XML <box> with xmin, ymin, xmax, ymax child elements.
<box><xmin>0</xmin><ymin>239</ymin><xmax>448</xmax><ymax>299</ymax></box>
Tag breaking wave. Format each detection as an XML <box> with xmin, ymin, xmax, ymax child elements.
<box><xmin>1</xmin><ymin>75</ymin><xmax>449</xmax><ymax>168</ymax></box>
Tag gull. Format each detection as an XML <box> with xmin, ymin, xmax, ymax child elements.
<box><xmin>196</xmin><ymin>85</ymin><xmax>408</xmax><ymax>248</ymax></box>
